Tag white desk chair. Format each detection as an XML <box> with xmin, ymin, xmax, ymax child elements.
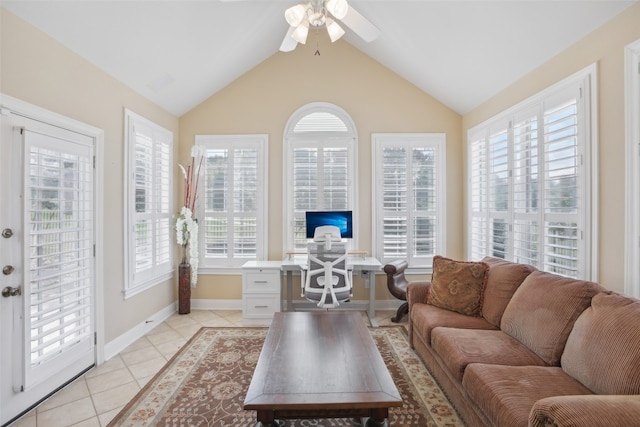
<box><xmin>301</xmin><ymin>226</ymin><xmax>353</xmax><ymax>308</ymax></box>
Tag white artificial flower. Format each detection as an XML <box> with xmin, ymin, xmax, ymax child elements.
<box><xmin>175</xmin><ymin>206</ymin><xmax>199</xmax><ymax>287</ymax></box>
<box><xmin>190</xmin><ymin>145</ymin><xmax>203</xmax><ymax>158</ymax></box>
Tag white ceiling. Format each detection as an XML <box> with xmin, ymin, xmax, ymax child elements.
<box><xmin>2</xmin><ymin>0</ymin><xmax>636</xmax><ymax>117</ymax></box>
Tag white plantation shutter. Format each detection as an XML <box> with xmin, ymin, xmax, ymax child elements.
<box><xmin>23</xmin><ymin>129</ymin><xmax>94</xmax><ymax>385</ymax></box>
<box><xmin>489</xmin><ymin>125</ymin><xmax>510</xmax><ymax>259</ymax></box>
<box><xmin>467</xmin><ymin>70</ymin><xmax>592</xmax><ymax>279</ymax></box>
<box><xmin>373</xmin><ymin>134</ymin><xmax>445</xmax><ymax>268</ymax></box>
<box><xmin>292</xmin><ymin>147</ymin><xmax>318</xmax><ymax>249</ymax></box>
<box><xmin>290</xmin><ymin>144</ymin><xmax>351</xmax><ymax>250</ymax></box>
<box><xmin>382</xmin><ymin>146</ymin><xmax>408</xmax><ymax>258</ymax></box>
<box><xmin>542</xmin><ymin>95</ymin><xmax>581</xmax><ymax>277</ymax></box>
<box><xmin>284</xmin><ymin>104</ymin><xmax>356</xmax><ymax>252</ymax></box>
<box><xmin>469</xmin><ymin>133</ymin><xmax>489</xmax><ymax>260</ymax></box>
<box><xmin>197</xmin><ymin>135</ymin><xmax>267</xmax><ymax>268</ymax></box>
<box><xmin>124</xmin><ymin>110</ymin><xmax>173</xmax><ymax>296</ymax></box>
<box><xmin>512</xmin><ymin>111</ymin><xmax>539</xmax><ymax>266</ymax></box>
<box><xmin>294</xmin><ymin>112</ymin><xmax>348</xmax><ymax>132</ymax></box>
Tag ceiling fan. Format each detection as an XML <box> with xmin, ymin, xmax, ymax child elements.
<box><xmin>279</xmin><ymin>0</ymin><xmax>380</xmax><ymax>52</ymax></box>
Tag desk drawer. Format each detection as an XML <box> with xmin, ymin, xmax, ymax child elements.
<box><xmin>243</xmin><ymin>270</ymin><xmax>280</xmax><ymax>293</ymax></box>
<box><xmin>243</xmin><ymin>294</ymin><xmax>280</xmax><ymax>318</ymax></box>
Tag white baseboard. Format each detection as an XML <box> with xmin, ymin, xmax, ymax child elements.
<box><xmin>103</xmin><ymin>303</ymin><xmax>175</xmax><ymax>361</ymax></box>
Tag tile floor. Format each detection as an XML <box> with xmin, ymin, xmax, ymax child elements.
<box><xmin>8</xmin><ymin>309</ymin><xmax>403</xmax><ymax>427</ymax></box>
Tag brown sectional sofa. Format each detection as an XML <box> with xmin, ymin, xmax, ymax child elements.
<box><xmin>405</xmin><ymin>256</ymin><xmax>640</xmax><ymax>427</ymax></box>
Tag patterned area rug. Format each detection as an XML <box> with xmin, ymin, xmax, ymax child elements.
<box><xmin>108</xmin><ymin>326</ymin><xmax>463</xmax><ymax>427</ymax></box>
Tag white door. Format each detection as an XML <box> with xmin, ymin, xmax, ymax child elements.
<box><xmin>0</xmin><ymin>106</ymin><xmax>97</xmax><ymax>425</ymax></box>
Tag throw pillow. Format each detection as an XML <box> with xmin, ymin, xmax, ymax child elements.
<box><xmin>427</xmin><ymin>255</ymin><xmax>489</xmax><ymax>317</ymax></box>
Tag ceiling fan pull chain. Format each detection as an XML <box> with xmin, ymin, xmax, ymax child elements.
<box><xmin>315</xmin><ymin>30</ymin><xmax>321</xmax><ymax>56</ymax></box>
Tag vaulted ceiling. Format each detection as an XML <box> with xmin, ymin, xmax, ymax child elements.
<box><xmin>2</xmin><ymin>0</ymin><xmax>636</xmax><ymax>117</ymax></box>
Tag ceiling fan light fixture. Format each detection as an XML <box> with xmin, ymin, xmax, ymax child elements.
<box><xmin>292</xmin><ymin>21</ymin><xmax>309</xmax><ymax>44</ymax></box>
<box><xmin>308</xmin><ymin>10</ymin><xmax>326</xmax><ymax>27</ymax></box>
<box><xmin>285</xmin><ymin>4</ymin><xmax>307</xmax><ymax>27</ymax></box>
<box><xmin>326</xmin><ymin>0</ymin><xmax>349</xmax><ymax>20</ymax></box>
<box><xmin>326</xmin><ymin>18</ymin><xmax>345</xmax><ymax>42</ymax></box>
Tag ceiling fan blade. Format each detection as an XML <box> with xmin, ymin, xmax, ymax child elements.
<box><xmin>280</xmin><ymin>26</ymin><xmax>299</xmax><ymax>52</ymax></box>
<box><xmin>340</xmin><ymin>5</ymin><xmax>380</xmax><ymax>42</ymax></box>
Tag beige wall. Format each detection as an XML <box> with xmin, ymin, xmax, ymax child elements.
<box><xmin>180</xmin><ymin>33</ymin><xmax>463</xmax><ymax>302</ymax></box>
<box><xmin>1</xmin><ymin>9</ymin><xmax>180</xmax><ymax>342</ymax></box>
<box><xmin>462</xmin><ymin>2</ymin><xmax>640</xmax><ymax>293</ymax></box>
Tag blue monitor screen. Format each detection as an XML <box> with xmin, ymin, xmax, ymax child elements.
<box><xmin>305</xmin><ymin>211</ymin><xmax>353</xmax><ymax>239</ymax></box>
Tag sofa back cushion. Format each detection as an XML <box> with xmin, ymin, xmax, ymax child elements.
<box><xmin>561</xmin><ymin>291</ymin><xmax>640</xmax><ymax>394</ymax></box>
<box><xmin>481</xmin><ymin>257</ymin><xmax>537</xmax><ymax>327</ymax></box>
<box><xmin>500</xmin><ymin>271</ymin><xmax>603</xmax><ymax>366</ymax></box>
<box><xmin>426</xmin><ymin>256</ymin><xmax>489</xmax><ymax>317</ymax></box>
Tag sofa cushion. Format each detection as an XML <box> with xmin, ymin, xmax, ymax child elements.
<box><xmin>431</xmin><ymin>328</ymin><xmax>548</xmax><ymax>382</ymax></box>
<box><xmin>480</xmin><ymin>257</ymin><xmax>536</xmax><ymax>327</ymax></box>
<box><xmin>561</xmin><ymin>291</ymin><xmax>640</xmax><ymax>394</ymax></box>
<box><xmin>411</xmin><ymin>303</ymin><xmax>497</xmax><ymax>345</ymax></box>
<box><xmin>463</xmin><ymin>364</ymin><xmax>593</xmax><ymax>427</ymax></box>
<box><xmin>500</xmin><ymin>271</ymin><xmax>603</xmax><ymax>366</ymax></box>
<box><xmin>427</xmin><ymin>256</ymin><xmax>489</xmax><ymax>316</ymax></box>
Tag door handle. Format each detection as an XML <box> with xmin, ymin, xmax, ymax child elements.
<box><xmin>1</xmin><ymin>286</ymin><xmax>21</xmax><ymax>298</ymax></box>
<box><xmin>2</xmin><ymin>265</ymin><xmax>14</xmax><ymax>275</ymax></box>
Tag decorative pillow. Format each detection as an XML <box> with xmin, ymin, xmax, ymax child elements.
<box><xmin>426</xmin><ymin>256</ymin><xmax>489</xmax><ymax>317</ymax></box>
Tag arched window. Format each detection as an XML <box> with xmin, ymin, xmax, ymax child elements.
<box><xmin>283</xmin><ymin>103</ymin><xmax>357</xmax><ymax>252</ymax></box>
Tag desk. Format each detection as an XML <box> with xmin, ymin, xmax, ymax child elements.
<box><xmin>280</xmin><ymin>255</ymin><xmax>382</xmax><ymax>327</ymax></box>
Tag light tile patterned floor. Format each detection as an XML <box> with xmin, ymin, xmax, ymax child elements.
<box><xmin>8</xmin><ymin>310</ymin><xmax>404</xmax><ymax>427</ymax></box>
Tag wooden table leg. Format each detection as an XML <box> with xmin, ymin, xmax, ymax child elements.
<box><xmin>365</xmin><ymin>408</ymin><xmax>389</xmax><ymax>426</ymax></box>
<box><xmin>256</xmin><ymin>410</ymin><xmax>274</xmax><ymax>426</ymax></box>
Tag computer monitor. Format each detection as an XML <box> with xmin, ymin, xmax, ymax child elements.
<box><xmin>305</xmin><ymin>211</ymin><xmax>353</xmax><ymax>239</ymax></box>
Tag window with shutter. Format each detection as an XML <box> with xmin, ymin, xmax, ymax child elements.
<box><xmin>124</xmin><ymin>110</ymin><xmax>173</xmax><ymax>297</ymax></box>
<box><xmin>467</xmin><ymin>66</ymin><xmax>596</xmax><ymax>280</ymax></box>
<box><xmin>284</xmin><ymin>103</ymin><xmax>356</xmax><ymax>253</ymax></box>
<box><xmin>197</xmin><ymin>135</ymin><xmax>268</xmax><ymax>269</ymax></box>
<box><xmin>372</xmin><ymin>134</ymin><xmax>445</xmax><ymax>268</ymax></box>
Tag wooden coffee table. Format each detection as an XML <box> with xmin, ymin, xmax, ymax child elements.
<box><xmin>243</xmin><ymin>311</ymin><xmax>402</xmax><ymax>426</ymax></box>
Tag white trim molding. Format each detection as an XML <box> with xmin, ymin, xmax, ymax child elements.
<box><xmin>625</xmin><ymin>39</ymin><xmax>640</xmax><ymax>298</ymax></box>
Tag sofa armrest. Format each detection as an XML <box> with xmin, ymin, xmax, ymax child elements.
<box><xmin>529</xmin><ymin>395</ymin><xmax>640</xmax><ymax>427</ymax></box>
<box><xmin>407</xmin><ymin>281</ymin><xmax>431</xmax><ymax>306</ymax></box>
<box><xmin>406</xmin><ymin>282</ymin><xmax>431</xmax><ymax>348</ymax></box>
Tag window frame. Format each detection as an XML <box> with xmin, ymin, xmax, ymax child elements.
<box><xmin>123</xmin><ymin>109</ymin><xmax>174</xmax><ymax>298</ymax></box>
<box><xmin>467</xmin><ymin>64</ymin><xmax>598</xmax><ymax>280</ymax></box>
<box><xmin>283</xmin><ymin>103</ymin><xmax>358</xmax><ymax>254</ymax></box>
<box><xmin>196</xmin><ymin>134</ymin><xmax>268</xmax><ymax>272</ymax></box>
<box><xmin>625</xmin><ymin>39</ymin><xmax>640</xmax><ymax>298</ymax></box>
<box><xmin>371</xmin><ymin>133</ymin><xmax>446</xmax><ymax>270</ymax></box>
